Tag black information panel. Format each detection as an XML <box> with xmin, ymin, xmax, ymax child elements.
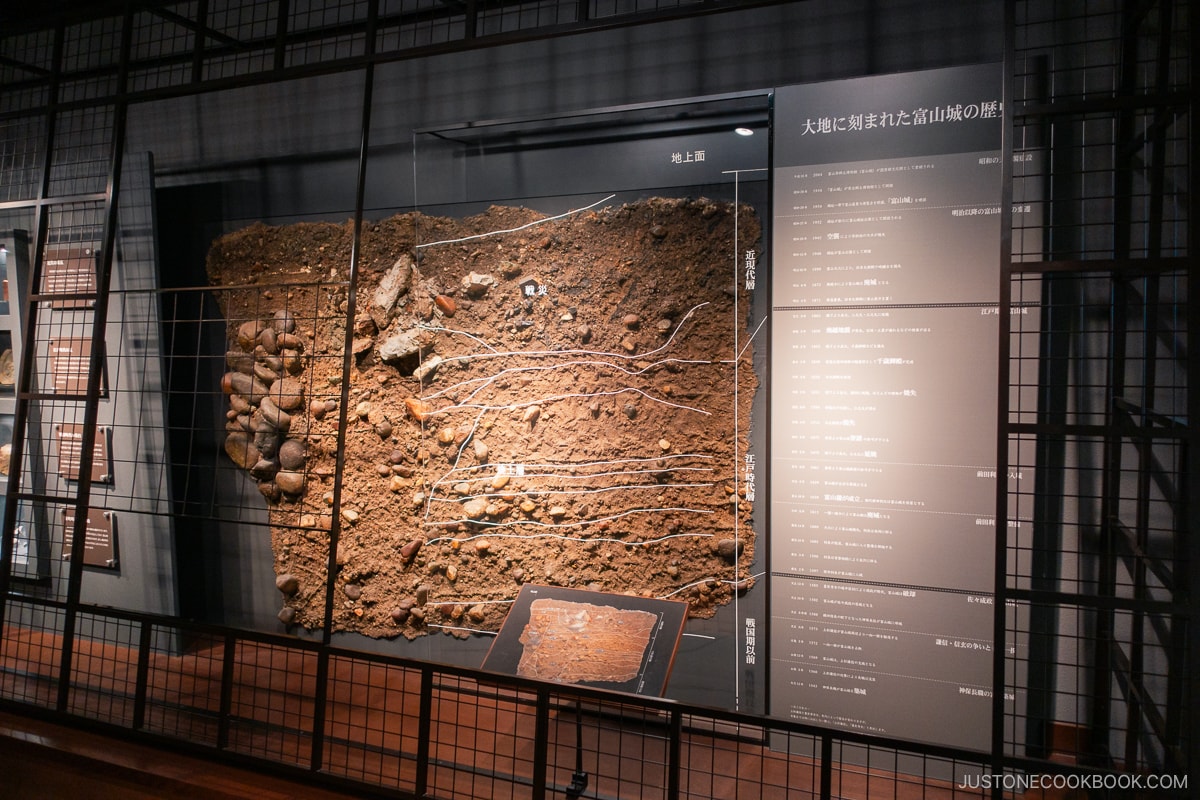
<box><xmin>769</xmin><ymin>65</ymin><xmax>1025</xmax><ymax>750</ymax></box>
<box><xmin>483</xmin><ymin>584</ymin><xmax>688</xmax><ymax>697</ymax></box>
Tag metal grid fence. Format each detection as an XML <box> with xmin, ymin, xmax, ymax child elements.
<box><xmin>0</xmin><ymin>0</ymin><xmax>1194</xmax><ymax>798</ymax></box>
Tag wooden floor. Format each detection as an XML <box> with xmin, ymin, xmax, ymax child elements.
<box><xmin>0</xmin><ymin>709</ymin><xmax>370</xmax><ymax>799</ymax></box>
<box><xmin>1</xmin><ymin>622</ymin><xmax>1085</xmax><ymax>800</ymax></box>
<box><xmin>0</xmin><ymin>706</ymin><xmax>1089</xmax><ymax>800</ymax></box>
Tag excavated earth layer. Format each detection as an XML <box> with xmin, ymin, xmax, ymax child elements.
<box><xmin>206</xmin><ymin>197</ymin><xmax>759</xmax><ymax>639</ymax></box>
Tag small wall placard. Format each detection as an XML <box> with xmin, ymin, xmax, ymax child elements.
<box><xmin>54</xmin><ymin>423</ymin><xmax>112</xmax><ymax>483</ymax></box>
<box><xmin>61</xmin><ymin>506</ymin><xmax>117</xmax><ymax>569</ymax></box>
<box><xmin>48</xmin><ymin>337</ymin><xmax>106</xmax><ymax>396</ymax></box>
<box><xmin>42</xmin><ymin>247</ymin><xmax>98</xmax><ymax>308</ymax></box>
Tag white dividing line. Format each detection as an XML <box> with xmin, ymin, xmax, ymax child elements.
<box><xmin>414</xmin><ymin>194</ymin><xmax>617</xmax><ymax>249</ymax></box>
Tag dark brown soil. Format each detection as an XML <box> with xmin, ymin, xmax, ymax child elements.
<box><xmin>206</xmin><ymin>197</ymin><xmax>759</xmax><ymax>639</ymax></box>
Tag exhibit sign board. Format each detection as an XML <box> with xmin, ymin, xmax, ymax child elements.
<box><xmin>41</xmin><ymin>247</ymin><xmax>98</xmax><ymax>309</ymax></box>
<box><xmin>484</xmin><ymin>584</ymin><xmax>688</xmax><ymax>697</ymax></box>
<box><xmin>55</xmin><ymin>423</ymin><xmax>113</xmax><ymax>483</ymax></box>
<box><xmin>48</xmin><ymin>336</ymin><xmax>107</xmax><ymax>396</ymax></box>
<box><xmin>61</xmin><ymin>506</ymin><xmax>118</xmax><ymax>569</ymax></box>
<box><xmin>769</xmin><ymin>64</ymin><xmax>1019</xmax><ymax>750</ymax></box>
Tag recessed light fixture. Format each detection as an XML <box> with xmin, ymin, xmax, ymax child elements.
<box><xmin>735</xmin><ymin>127</ymin><xmax>755</xmax><ymax>136</ymax></box>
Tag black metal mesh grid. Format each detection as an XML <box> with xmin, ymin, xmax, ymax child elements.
<box><xmin>61</xmin><ymin>17</ymin><xmax>125</xmax><ymax>75</ymax></box>
<box><xmin>1015</xmin><ymin>1</ymin><xmax>1189</xmax><ymax>103</ymax></box>
<box><xmin>129</xmin><ymin>6</ymin><xmax>196</xmax><ymax>63</ymax></box>
<box><xmin>321</xmin><ymin>653</ymin><xmax>422</xmax><ymax>790</ymax></box>
<box><xmin>225</xmin><ymin>638</ymin><xmax>319</xmax><ymax>767</ymax></box>
<box><xmin>200</xmin><ymin>46</ymin><xmax>276</xmax><ymax>81</ymax></box>
<box><xmin>4</xmin><ymin>500</ymin><xmax>53</xmax><ymax>586</ymax></box>
<box><xmin>157</xmin><ymin>280</ymin><xmax>344</xmax><ymax>524</ymax></box>
<box><xmin>128</xmin><ymin>60</ymin><xmax>193</xmax><ymax>93</ymax></box>
<box><xmin>88</xmin><ymin>157</ymin><xmax>175</xmax><ymax>519</ymax></box>
<box><xmin>0</xmin><ymin>1</ymin><xmax>1190</xmax><ymax>797</ymax></box>
<box><xmin>549</xmin><ymin>698</ymin><xmax>670</xmax><ymax>799</ymax></box>
<box><xmin>826</xmin><ymin>742</ymin><xmax>974</xmax><ymax>800</ymax></box>
<box><xmin>426</xmin><ymin>675</ymin><xmax>540</xmax><ymax>799</ymax></box>
<box><xmin>206</xmin><ymin>0</ymin><xmax>280</xmax><ymax>42</ymax></box>
<box><xmin>0</xmin><ymin>84</ymin><xmax>51</xmax><ymax>117</ymax></box>
<box><xmin>284</xmin><ymin>31</ymin><xmax>367</xmax><ymax>68</ymax></box>
<box><xmin>65</xmin><ymin>611</ymin><xmax>140</xmax><ymax>725</ymax></box>
<box><xmin>591</xmin><ymin>0</ymin><xmax>709</xmax><ymax>19</ymax></box>
<box><xmin>0</xmin><ymin>116</ymin><xmax>46</xmax><ymax>204</ymax></box>
<box><xmin>23</xmin><ymin>201</ymin><xmax>104</xmax><ymax>419</ymax></box>
<box><xmin>90</xmin><ymin>337</ymin><xmax>171</xmax><ymax>510</ymax></box>
<box><xmin>5</xmin><ymin>203</ymin><xmax>108</xmax><ymax>596</ymax></box>
<box><xmin>1005</xmin><ymin>597</ymin><xmax>1186</xmax><ymax>775</ymax></box>
<box><xmin>376</xmin><ymin>0</ymin><xmax>466</xmax><ymax>51</ymax></box>
<box><xmin>1004</xmin><ymin>0</ymin><xmax>1191</xmax><ymax>780</ymax></box>
<box><xmin>290</xmin><ymin>0</ymin><xmax>370</xmax><ymax>32</ymax></box>
<box><xmin>0</xmin><ymin>26</ymin><xmax>55</xmax><ymax>88</ymax></box>
<box><xmin>1008</xmin><ymin>272</ymin><xmax>1118</xmax><ymax>430</ymax></box>
<box><xmin>678</xmin><ymin>721</ymin><xmax>820</xmax><ymax>800</ymax></box>
<box><xmin>476</xmin><ymin>1</ymin><xmax>581</xmax><ymax>36</ymax></box>
<box><xmin>157</xmin><ymin>286</ymin><xmax>254</xmax><ymax>521</ymax></box>
<box><xmin>1004</xmin><ymin>260</ymin><xmax>1186</xmax><ymax>770</ymax></box>
<box><xmin>1013</xmin><ymin>6</ymin><xmax>1190</xmax><ymax>263</ymax></box>
<box><xmin>283</xmin><ymin>0</ymin><xmax>369</xmax><ymax>67</ymax></box>
<box><xmin>1006</xmin><ymin>433</ymin><xmax>1102</xmax><ymax>596</ymax></box>
<box><xmin>58</xmin><ymin>74</ymin><xmax>121</xmax><ymax>105</ymax></box>
<box><xmin>1011</xmin><ymin>152</ymin><xmax>1048</xmax><ymax>265</ymax></box>
<box><xmin>47</xmin><ymin>107</ymin><xmax>115</xmax><ymax>198</ymax></box>
<box><xmin>0</xmin><ymin>600</ymin><xmax>1187</xmax><ymax>798</ymax></box>
<box><xmin>141</xmin><ymin>627</ymin><xmax>225</xmax><ymax>746</ymax></box>
<box><xmin>0</xmin><ymin>599</ymin><xmax>64</xmax><ymax>709</ymax></box>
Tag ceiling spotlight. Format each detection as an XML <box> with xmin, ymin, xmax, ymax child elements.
<box><xmin>735</xmin><ymin>127</ymin><xmax>755</xmax><ymax>136</ymax></box>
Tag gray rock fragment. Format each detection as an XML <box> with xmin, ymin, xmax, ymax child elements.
<box><xmin>371</xmin><ymin>254</ymin><xmax>415</xmax><ymax>329</ymax></box>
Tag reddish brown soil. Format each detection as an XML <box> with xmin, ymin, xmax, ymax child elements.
<box><xmin>206</xmin><ymin>197</ymin><xmax>759</xmax><ymax>639</ymax></box>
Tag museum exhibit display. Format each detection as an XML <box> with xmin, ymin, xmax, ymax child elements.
<box><xmin>137</xmin><ymin>84</ymin><xmax>772</xmax><ymax>714</ymax></box>
<box><xmin>0</xmin><ymin>1</ymin><xmax>1192</xmax><ymax>799</ymax></box>
<box><xmin>203</xmin><ymin>190</ymin><xmax>763</xmax><ymax>647</ymax></box>
<box><xmin>768</xmin><ymin>63</ymin><xmax>1040</xmax><ymax>751</ymax></box>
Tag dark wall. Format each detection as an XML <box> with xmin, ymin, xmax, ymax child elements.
<box><xmin>131</xmin><ymin>0</ymin><xmax>1004</xmax><ymax>227</ymax></box>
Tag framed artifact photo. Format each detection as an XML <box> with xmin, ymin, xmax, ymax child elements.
<box><xmin>482</xmin><ymin>584</ymin><xmax>688</xmax><ymax>697</ymax></box>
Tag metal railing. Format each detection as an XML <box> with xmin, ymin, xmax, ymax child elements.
<box><xmin>3</xmin><ymin>597</ymin><xmax>1149</xmax><ymax>800</ymax></box>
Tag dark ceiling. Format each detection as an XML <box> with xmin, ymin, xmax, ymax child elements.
<box><xmin>0</xmin><ymin>1</ymin><xmax>162</xmax><ymax>29</ymax></box>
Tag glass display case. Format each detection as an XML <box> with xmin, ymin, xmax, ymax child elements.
<box><xmin>169</xmin><ymin>86</ymin><xmax>772</xmax><ymax>711</ymax></box>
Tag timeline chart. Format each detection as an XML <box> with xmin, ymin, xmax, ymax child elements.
<box><xmin>771</xmin><ymin>575</ymin><xmax>1019</xmax><ymax>752</ymax></box>
<box><xmin>772</xmin><ymin>304</ymin><xmax>1011</xmax><ymax>590</ymax></box>
<box><xmin>768</xmin><ymin>65</ymin><xmax>1014</xmax><ymax>750</ymax></box>
<box><xmin>774</xmin><ymin>305</ymin><xmax>1000</xmax><ymax>465</ymax></box>
<box><xmin>773</xmin><ymin>152</ymin><xmax>1004</xmax><ymax>307</ymax></box>
<box><xmin>775</xmin><ymin>478</ymin><xmax>1032</xmax><ymax>590</ymax></box>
